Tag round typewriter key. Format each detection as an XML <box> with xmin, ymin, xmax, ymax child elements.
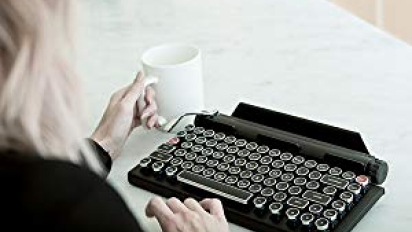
<box><xmin>205</xmin><ymin>140</ymin><xmax>218</xmax><ymax>147</ymax></box>
<box><xmin>185</xmin><ymin>153</ymin><xmax>197</xmax><ymax>161</ymax></box>
<box><xmin>309</xmin><ymin>170</ymin><xmax>322</xmax><ymax>180</ymax></box>
<box><xmin>234</xmin><ymin>158</ymin><xmax>247</xmax><ymax>167</ymax></box>
<box><xmin>261</xmin><ymin>188</ymin><xmax>275</xmax><ymax>197</ymax></box>
<box><xmin>240</xmin><ymin>170</ymin><xmax>253</xmax><ymax>179</ymax></box>
<box><xmin>257</xmin><ymin>165</ymin><xmax>270</xmax><ymax>174</ymax></box>
<box><xmin>304</xmin><ymin>160</ymin><xmax>317</xmax><ymax>169</ymax></box>
<box><xmin>202</xmin><ymin>168</ymin><xmax>216</xmax><ymax>178</ymax></box>
<box><xmin>214</xmin><ymin>172</ymin><xmax>227</xmax><ymax>181</ymax></box>
<box><xmin>227</xmin><ymin>146</ymin><xmax>239</xmax><ymax>154</ymax></box>
<box><xmin>206</xmin><ymin>159</ymin><xmax>219</xmax><ymax>168</ymax></box>
<box><xmin>201</xmin><ymin>148</ymin><xmax>214</xmax><ymax>156</ymax></box>
<box><xmin>269</xmin><ymin>202</ymin><xmax>283</xmax><ymax>215</ymax></box>
<box><xmin>237</xmin><ymin>179</ymin><xmax>251</xmax><ymax>189</ymax></box>
<box><xmin>284</xmin><ymin>163</ymin><xmax>298</xmax><ymax>172</ymax></box>
<box><xmin>224</xmin><ymin>136</ymin><xmax>236</xmax><ymax>144</ymax></box>
<box><xmin>269</xmin><ymin>169</ymin><xmax>282</xmax><ymax>178</ymax></box>
<box><xmin>152</xmin><ymin>161</ymin><xmax>164</xmax><ymax>172</ymax></box>
<box><xmin>212</xmin><ymin>151</ymin><xmax>225</xmax><ymax>159</ymax></box>
<box><xmin>251</xmin><ymin>174</ymin><xmax>265</xmax><ymax>183</ymax></box>
<box><xmin>332</xmin><ymin>200</ymin><xmax>346</xmax><ymax>213</ymax></box>
<box><xmin>263</xmin><ymin>178</ymin><xmax>277</xmax><ymax>187</ymax></box>
<box><xmin>225</xmin><ymin>176</ymin><xmax>238</xmax><ymax>185</ymax></box>
<box><xmin>257</xmin><ymin>145</ymin><xmax>270</xmax><ymax>154</ymax></box>
<box><xmin>324</xmin><ymin>209</ymin><xmax>338</xmax><ymax>222</ymax></box>
<box><xmin>184</xmin><ymin>124</ymin><xmax>195</xmax><ymax>131</ymax></box>
<box><xmin>253</xmin><ymin>197</ymin><xmax>267</xmax><ymax>209</ymax></box>
<box><xmin>329</xmin><ymin>167</ymin><xmax>343</xmax><ymax>176</ymax></box>
<box><xmin>165</xmin><ymin>166</ymin><xmax>178</xmax><ymax>176</ymax></box>
<box><xmin>342</xmin><ymin>171</ymin><xmax>356</xmax><ymax>181</ymax></box>
<box><xmin>269</xmin><ymin>149</ymin><xmax>281</xmax><ymax>157</ymax></box>
<box><xmin>272</xmin><ymin>160</ymin><xmax>285</xmax><ymax>169</ymax></box>
<box><xmin>281</xmin><ymin>173</ymin><xmax>294</xmax><ymax>182</ymax></box>
<box><xmin>300</xmin><ymin>212</ymin><xmax>315</xmax><ymax>226</ymax></box>
<box><xmin>315</xmin><ymin>218</ymin><xmax>329</xmax><ymax>231</ymax></box>
<box><xmin>195</xmin><ymin>137</ymin><xmax>207</xmax><ymax>144</ymax></box>
<box><xmin>237</xmin><ymin>149</ymin><xmax>250</xmax><ymax>157</ymax></box>
<box><xmin>246</xmin><ymin>161</ymin><xmax>259</xmax><ymax>170</ymax></box>
<box><xmin>176</xmin><ymin>130</ymin><xmax>187</xmax><ymax>138</ymax></box>
<box><xmin>296</xmin><ymin>167</ymin><xmax>310</xmax><ymax>176</ymax></box>
<box><xmin>273</xmin><ymin>192</ymin><xmax>287</xmax><ymax>202</ymax></box>
<box><xmin>306</xmin><ymin>181</ymin><xmax>320</xmax><ymax>190</ymax></box>
<box><xmin>216</xmin><ymin>143</ymin><xmax>228</xmax><ymax>151</ymax></box>
<box><xmin>286</xmin><ymin>208</ymin><xmax>300</xmax><ymax>220</ymax></box>
<box><xmin>280</xmin><ymin>153</ymin><xmax>293</xmax><ymax>161</ymax></box>
<box><xmin>292</xmin><ymin>156</ymin><xmax>305</xmax><ymax>165</ymax></box>
<box><xmin>340</xmin><ymin>191</ymin><xmax>354</xmax><ymax>204</ymax></box>
<box><xmin>323</xmin><ymin>186</ymin><xmax>337</xmax><ymax>196</ymax></box>
<box><xmin>195</xmin><ymin>156</ymin><xmax>207</xmax><ymax>164</ymax></box>
<box><xmin>170</xmin><ymin>158</ymin><xmax>183</xmax><ymax>166</ymax></box>
<box><xmin>249</xmin><ymin>184</ymin><xmax>263</xmax><ymax>193</ymax></box>
<box><xmin>347</xmin><ymin>183</ymin><xmax>362</xmax><ymax>201</ymax></box>
<box><xmin>168</xmin><ymin>137</ymin><xmax>180</xmax><ymax>145</ymax></box>
<box><xmin>191</xmin><ymin>145</ymin><xmax>203</xmax><ymax>153</ymax></box>
<box><xmin>181</xmin><ymin>161</ymin><xmax>194</xmax><ymax>170</ymax></box>
<box><xmin>246</xmin><ymin>142</ymin><xmax>258</xmax><ymax>151</ymax></box>
<box><xmin>317</xmin><ymin>163</ymin><xmax>330</xmax><ymax>172</ymax></box>
<box><xmin>217</xmin><ymin>163</ymin><xmax>230</xmax><ymax>172</ymax></box>
<box><xmin>309</xmin><ymin>204</ymin><xmax>323</xmax><ymax>215</ymax></box>
<box><xmin>249</xmin><ymin>153</ymin><xmax>261</xmax><ymax>161</ymax></box>
<box><xmin>193</xmin><ymin>127</ymin><xmax>205</xmax><ymax>135</ymax></box>
<box><xmin>203</xmin><ymin>129</ymin><xmax>215</xmax><ymax>137</ymax></box>
<box><xmin>288</xmin><ymin>186</ymin><xmax>302</xmax><ymax>195</ymax></box>
<box><xmin>139</xmin><ymin>157</ymin><xmax>151</xmax><ymax>168</ymax></box>
<box><xmin>192</xmin><ymin>165</ymin><xmax>205</xmax><ymax>173</ymax></box>
<box><xmin>213</xmin><ymin>132</ymin><xmax>226</xmax><ymax>141</ymax></box>
<box><xmin>356</xmin><ymin>175</ymin><xmax>370</xmax><ymax>187</ymax></box>
<box><xmin>260</xmin><ymin>156</ymin><xmax>273</xmax><ymax>165</ymax></box>
<box><xmin>223</xmin><ymin>155</ymin><xmax>235</xmax><ymax>163</ymax></box>
<box><xmin>276</xmin><ymin>182</ymin><xmax>289</xmax><ymax>191</ymax></box>
<box><xmin>180</xmin><ymin>142</ymin><xmax>193</xmax><ymax>149</ymax></box>
<box><xmin>185</xmin><ymin>134</ymin><xmax>197</xmax><ymax>142</ymax></box>
<box><xmin>235</xmin><ymin>139</ymin><xmax>247</xmax><ymax>147</ymax></box>
<box><xmin>294</xmin><ymin>177</ymin><xmax>307</xmax><ymax>186</ymax></box>
<box><xmin>228</xmin><ymin>167</ymin><xmax>241</xmax><ymax>175</ymax></box>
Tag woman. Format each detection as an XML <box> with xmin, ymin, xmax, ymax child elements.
<box><xmin>0</xmin><ymin>1</ymin><xmax>230</xmax><ymax>232</ymax></box>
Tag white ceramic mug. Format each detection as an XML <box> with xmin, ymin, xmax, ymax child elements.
<box><xmin>139</xmin><ymin>44</ymin><xmax>204</xmax><ymax>129</ymax></box>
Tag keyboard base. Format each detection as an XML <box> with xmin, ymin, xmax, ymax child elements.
<box><xmin>128</xmin><ymin>166</ymin><xmax>384</xmax><ymax>232</ymax></box>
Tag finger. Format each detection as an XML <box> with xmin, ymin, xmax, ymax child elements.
<box><xmin>123</xmin><ymin>71</ymin><xmax>144</xmax><ymax>104</ymax></box>
<box><xmin>199</xmin><ymin>198</ymin><xmax>225</xmax><ymax>219</ymax></box>
<box><xmin>145</xmin><ymin>86</ymin><xmax>156</xmax><ymax>104</ymax></box>
<box><xmin>141</xmin><ymin>102</ymin><xmax>157</xmax><ymax>120</ymax></box>
<box><xmin>184</xmin><ymin>198</ymin><xmax>205</xmax><ymax>213</ymax></box>
<box><xmin>166</xmin><ymin>197</ymin><xmax>188</xmax><ymax>214</ymax></box>
<box><xmin>147</xmin><ymin>114</ymin><xmax>159</xmax><ymax>129</ymax></box>
<box><xmin>145</xmin><ymin>197</ymin><xmax>174</xmax><ymax>220</ymax></box>
<box><xmin>110</xmin><ymin>86</ymin><xmax>129</xmax><ymax>104</ymax></box>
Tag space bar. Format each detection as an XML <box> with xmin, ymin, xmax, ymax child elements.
<box><xmin>177</xmin><ymin>170</ymin><xmax>253</xmax><ymax>204</ymax></box>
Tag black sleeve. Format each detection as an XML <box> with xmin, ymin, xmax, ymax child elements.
<box><xmin>86</xmin><ymin>138</ymin><xmax>113</xmax><ymax>173</ymax></box>
<box><xmin>21</xmin><ymin>160</ymin><xmax>145</xmax><ymax>232</ymax></box>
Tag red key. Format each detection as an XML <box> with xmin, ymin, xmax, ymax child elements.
<box><xmin>168</xmin><ymin>137</ymin><xmax>180</xmax><ymax>145</ymax></box>
<box><xmin>355</xmin><ymin>175</ymin><xmax>369</xmax><ymax>187</ymax></box>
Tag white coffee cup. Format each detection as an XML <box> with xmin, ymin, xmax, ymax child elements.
<box><xmin>139</xmin><ymin>44</ymin><xmax>204</xmax><ymax>129</ymax></box>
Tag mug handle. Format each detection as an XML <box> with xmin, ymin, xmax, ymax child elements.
<box><xmin>138</xmin><ymin>75</ymin><xmax>160</xmax><ymax>129</ymax></box>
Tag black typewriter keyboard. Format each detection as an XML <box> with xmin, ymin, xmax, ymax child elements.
<box><xmin>130</xmin><ymin>125</ymin><xmax>375</xmax><ymax>232</ymax></box>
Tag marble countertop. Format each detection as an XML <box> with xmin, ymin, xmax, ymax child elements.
<box><xmin>77</xmin><ymin>0</ymin><xmax>412</xmax><ymax>231</ymax></box>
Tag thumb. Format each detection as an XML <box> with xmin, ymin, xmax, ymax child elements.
<box><xmin>123</xmin><ymin>72</ymin><xmax>144</xmax><ymax>104</ymax></box>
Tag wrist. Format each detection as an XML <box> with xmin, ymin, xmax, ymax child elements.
<box><xmin>90</xmin><ymin>135</ymin><xmax>120</xmax><ymax>160</ymax></box>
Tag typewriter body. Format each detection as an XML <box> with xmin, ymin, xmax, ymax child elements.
<box><xmin>128</xmin><ymin>102</ymin><xmax>388</xmax><ymax>232</ymax></box>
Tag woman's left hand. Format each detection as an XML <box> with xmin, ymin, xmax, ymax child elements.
<box><xmin>90</xmin><ymin>71</ymin><xmax>158</xmax><ymax>160</ymax></box>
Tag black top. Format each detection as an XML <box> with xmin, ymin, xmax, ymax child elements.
<box><xmin>0</xmin><ymin>140</ymin><xmax>144</xmax><ymax>232</ymax></box>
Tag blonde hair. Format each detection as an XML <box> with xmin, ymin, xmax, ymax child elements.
<box><xmin>0</xmin><ymin>1</ymin><xmax>102</xmax><ymax>173</ymax></box>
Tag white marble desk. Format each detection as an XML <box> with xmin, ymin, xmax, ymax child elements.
<box><xmin>77</xmin><ymin>0</ymin><xmax>412</xmax><ymax>231</ymax></box>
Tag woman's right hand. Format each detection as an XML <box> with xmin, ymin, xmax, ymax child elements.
<box><xmin>145</xmin><ymin>197</ymin><xmax>230</xmax><ymax>232</ymax></box>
